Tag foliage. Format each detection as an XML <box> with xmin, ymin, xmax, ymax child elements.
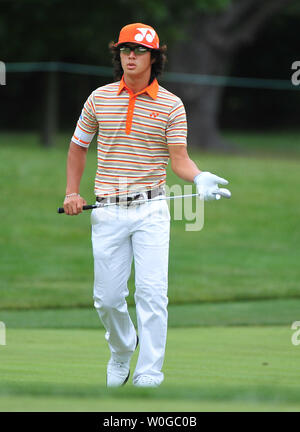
<box><xmin>0</xmin><ymin>0</ymin><xmax>298</xmax><ymax>133</ymax></box>
<box><xmin>0</xmin><ymin>0</ymin><xmax>230</xmax><ymax>62</ymax></box>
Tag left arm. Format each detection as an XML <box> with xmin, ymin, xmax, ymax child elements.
<box><xmin>168</xmin><ymin>144</ymin><xmax>231</xmax><ymax>200</ymax></box>
<box><xmin>166</xmin><ymin>101</ymin><xmax>230</xmax><ymax>200</ymax></box>
<box><xmin>168</xmin><ymin>145</ymin><xmax>201</xmax><ymax>182</ymax></box>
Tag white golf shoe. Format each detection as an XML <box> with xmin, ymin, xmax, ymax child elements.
<box><xmin>106</xmin><ymin>358</ymin><xmax>131</xmax><ymax>387</ymax></box>
<box><xmin>133</xmin><ymin>375</ymin><xmax>159</xmax><ymax>388</ymax></box>
<box><xmin>106</xmin><ymin>335</ymin><xmax>139</xmax><ymax>387</ymax></box>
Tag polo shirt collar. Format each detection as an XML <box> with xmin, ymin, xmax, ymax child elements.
<box><xmin>117</xmin><ymin>76</ymin><xmax>158</xmax><ymax>100</ymax></box>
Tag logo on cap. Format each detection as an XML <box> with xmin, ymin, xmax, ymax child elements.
<box><xmin>134</xmin><ymin>28</ymin><xmax>156</xmax><ymax>43</ymax></box>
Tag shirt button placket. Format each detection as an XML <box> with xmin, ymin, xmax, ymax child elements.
<box><xmin>126</xmin><ymin>96</ymin><xmax>135</xmax><ymax>135</ymax></box>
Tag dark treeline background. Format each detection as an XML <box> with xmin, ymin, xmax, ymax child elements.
<box><xmin>0</xmin><ymin>0</ymin><xmax>299</xmax><ymax>148</ymax></box>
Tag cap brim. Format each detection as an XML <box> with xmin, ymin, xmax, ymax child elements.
<box><xmin>114</xmin><ymin>41</ymin><xmax>158</xmax><ymax>49</ymax></box>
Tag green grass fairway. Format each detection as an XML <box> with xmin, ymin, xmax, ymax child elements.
<box><xmin>223</xmin><ymin>130</ymin><xmax>300</xmax><ymax>157</ymax></box>
<box><xmin>1</xmin><ymin>132</ymin><xmax>300</xmax><ymax>309</ymax></box>
<box><xmin>1</xmin><ymin>131</ymin><xmax>300</xmax><ymax>412</ymax></box>
<box><xmin>0</xmin><ymin>326</ymin><xmax>299</xmax><ymax>412</ymax></box>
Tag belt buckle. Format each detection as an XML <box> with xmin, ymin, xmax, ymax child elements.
<box><xmin>129</xmin><ymin>192</ymin><xmax>148</xmax><ymax>207</ymax></box>
<box><xmin>118</xmin><ymin>192</ymin><xmax>146</xmax><ymax>208</ymax></box>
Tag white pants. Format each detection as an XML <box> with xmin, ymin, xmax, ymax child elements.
<box><xmin>91</xmin><ymin>198</ymin><xmax>170</xmax><ymax>385</ymax></box>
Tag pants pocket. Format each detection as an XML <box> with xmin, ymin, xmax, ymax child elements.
<box><xmin>91</xmin><ymin>207</ymin><xmax>101</xmax><ymax>225</ymax></box>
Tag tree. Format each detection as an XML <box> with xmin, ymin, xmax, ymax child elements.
<box><xmin>165</xmin><ymin>0</ymin><xmax>294</xmax><ymax>149</ymax></box>
<box><xmin>0</xmin><ymin>0</ymin><xmax>295</xmax><ymax>148</ymax></box>
<box><xmin>0</xmin><ymin>0</ymin><xmax>129</xmax><ymax>147</ymax></box>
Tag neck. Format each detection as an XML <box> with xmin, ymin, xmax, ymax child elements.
<box><xmin>123</xmin><ymin>71</ymin><xmax>152</xmax><ymax>94</ymax></box>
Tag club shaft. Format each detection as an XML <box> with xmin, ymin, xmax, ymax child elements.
<box><xmin>57</xmin><ymin>193</ymin><xmax>199</xmax><ymax>214</ymax></box>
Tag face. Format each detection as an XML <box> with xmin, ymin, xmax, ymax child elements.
<box><xmin>119</xmin><ymin>44</ymin><xmax>153</xmax><ymax>79</ymax></box>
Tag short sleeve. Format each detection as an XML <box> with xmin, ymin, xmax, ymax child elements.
<box><xmin>71</xmin><ymin>92</ymin><xmax>98</xmax><ymax>148</ymax></box>
<box><xmin>166</xmin><ymin>99</ymin><xmax>187</xmax><ymax>146</ymax></box>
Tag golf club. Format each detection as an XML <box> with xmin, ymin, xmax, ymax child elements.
<box><xmin>57</xmin><ymin>193</ymin><xmax>201</xmax><ymax>214</ymax></box>
<box><xmin>57</xmin><ymin>191</ymin><xmax>231</xmax><ymax>213</ymax></box>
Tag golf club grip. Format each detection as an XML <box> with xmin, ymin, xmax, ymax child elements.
<box><xmin>57</xmin><ymin>205</ymin><xmax>96</xmax><ymax>214</ymax></box>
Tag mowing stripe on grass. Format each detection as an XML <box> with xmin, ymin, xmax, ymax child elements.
<box><xmin>1</xmin><ymin>298</ymin><xmax>300</xmax><ymax>328</ymax></box>
<box><xmin>1</xmin><ymin>381</ymin><xmax>300</xmax><ymax>405</ymax></box>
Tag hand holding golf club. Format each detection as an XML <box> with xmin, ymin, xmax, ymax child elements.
<box><xmin>63</xmin><ymin>193</ymin><xmax>87</xmax><ymax>215</ymax></box>
<box><xmin>194</xmin><ymin>172</ymin><xmax>231</xmax><ymax>201</ymax></box>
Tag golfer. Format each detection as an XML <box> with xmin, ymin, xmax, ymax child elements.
<box><xmin>63</xmin><ymin>23</ymin><xmax>230</xmax><ymax>388</ymax></box>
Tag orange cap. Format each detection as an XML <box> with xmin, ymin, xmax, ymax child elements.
<box><xmin>115</xmin><ymin>23</ymin><xmax>160</xmax><ymax>50</ymax></box>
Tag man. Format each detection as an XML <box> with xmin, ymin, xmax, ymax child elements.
<box><xmin>63</xmin><ymin>23</ymin><xmax>230</xmax><ymax>388</ymax></box>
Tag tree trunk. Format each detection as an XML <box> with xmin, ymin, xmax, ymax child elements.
<box><xmin>167</xmin><ymin>23</ymin><xmax>233</xmax><ymax>149</ymax></box>
<box><xmin>41</xmin><ymin>70</ymin><xmax>58</xmax><ymax>148</ymax></box>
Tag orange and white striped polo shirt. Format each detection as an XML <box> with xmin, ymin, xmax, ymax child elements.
<box><xmin>71</xmin><ymin>76</ymin><xmax>187</xmax><ymax>197</ymax></box>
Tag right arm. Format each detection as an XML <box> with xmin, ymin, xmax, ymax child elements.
<box><xmin>63</xmin><ymin>141</ymin><xmax>88</xmax><ymax>215</ymax></box>
<box><xmin>64</xmin><ymin>90</ymin><xmax>98</xmax><ymax>215</ymax></box>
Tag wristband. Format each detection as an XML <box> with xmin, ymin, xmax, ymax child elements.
<box><xmin>65</xmin><ymin>193</ymin><xmax>80</xmax><ymax>198</ymax></box>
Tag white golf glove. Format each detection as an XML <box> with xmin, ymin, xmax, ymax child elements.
<box><xmin>194</xmin><ymin>171</ymin><xmax>231</xmax><ymax>201</ymax></box>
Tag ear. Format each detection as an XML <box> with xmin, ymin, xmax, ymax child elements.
<box><xmin>151</xmin><ymin>57</ymin><xmax>156</xmax><ymax>65</ymax></box>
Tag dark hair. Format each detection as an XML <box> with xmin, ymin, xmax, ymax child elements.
<box><xmin>109</xmin><ymin>42</ymin><xmax>167</xmax><ymax>83</ymax></box>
